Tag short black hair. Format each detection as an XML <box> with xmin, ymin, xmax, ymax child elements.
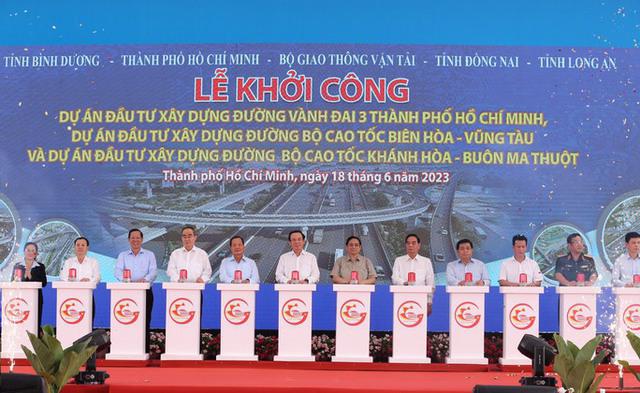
<box><xmin>566</xmin><ymin>233</ymin><xmax>581</xmax><ymax>244</ymax></box>
<box><xmin>345</xmin><ymin>236</ymin><xmax>362</xmax><ymax>246</ymax></box>
<box><xmin>24</xmin><ymin>242</ymin><xmax>39</xmax><ymax>254</ymax></box>
<box><xmin>512</xmin><ymin>234</ymin><xmax>527</xmax><ymax>246</ymax></box>
<box><xmin>288</xmin><ymin>230</ymin><xmax>305</xmax><ymax>241</ymax></box>
<box><xmin>128</xmin><ymin>228</ymin><xmax>144</xmax><ymax>239</ymax></box>
<box><xmin>405</xmin><ymin>234</ymin><xmax>420</xmax><ymax>244</ymax></box>
<box><xmin>181</xmin><ymin>225</ymin><xmax>197</xmax><ymax>236</ymax></box>
<box><xmin>456</xmin><ymin>239</ymin><xmax>473</xmax><ymax>250</ymax></box>
<box><xmin>229</xmin><ymin>235</ymin><xmax>244</xmax><ymax>246</ymax></box>
<box><xmin>625</xmin><ymin>232</ymin><xmax>640</xmax><ymax>243</ymax></box>
<box><xmin>74</xmin><ymin>236</ymin><xmax>90</xmax><ymax>247</ymax></box>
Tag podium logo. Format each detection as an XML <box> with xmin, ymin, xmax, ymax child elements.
<box><xmin>113</xmin><ymin>298</ymin><xmax>140</xmax><ymax>325</ymax></box>
<box><xmin>454</xmin><ymin>301</ymin><xmax>482</xmax><ymax>329</ymax></box>
<box><xmin>567</xmin><ymin>303</ymin><xmax>593</xmax><ymax>330</ymax></box>
<box><xmin>397</xmin><ymin>300</ymin><xmax>424</xmax><ymax>328</ymax></box>
<box><xmin>339</xmin><ymin>299</ymin><xmax>367</xmax><ymax>326</ymax></box>
<box><xmin>224</xmin><ymin>298</ymin><xmax>251</xmax><ymax>325</ymax></box>
<box><xmin>169</xmin><ymin>297</ymin><xmax>196</xmax><ymax>325</ymax></box>
<box><xmin>623</xmin><ymin>304</ymin><xmax>640</xmax><ymax>331</ymax></box>
<box><xmin>3</xmin><ymin>297</ymin><xmax>29</xmax><ymax>324</ymax></box>
<box><xmin>509</xmin><ymin>303</ymin><xmax>536</xmax><ymax>330</ymax></box>
<box><xmin>59</xmin><ymin>298</ymin><xmax>86</xmax><ymax>325</ymax></box>
<box><xmin>281</xmin><ymin>298</ymin><xmax>309</xmax><ymax>326</ymax></box>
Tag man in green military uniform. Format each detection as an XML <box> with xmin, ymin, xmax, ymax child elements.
<box><xmin>554</xmin><ymin>233</ymin><xmax>597</xmax><ymax>286</ymax></box>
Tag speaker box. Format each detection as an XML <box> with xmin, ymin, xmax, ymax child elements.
<box><xmin>1</xmin><ymin>373</ymin><xmax>46</xmax><ymax>393</ymax></box>
<box><xmin>473</xmin><ymin>385</ymin><xmax>557</xmax><ymax>393</ymax></box>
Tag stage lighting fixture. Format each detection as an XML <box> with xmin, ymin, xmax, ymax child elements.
<box><xmin>73</xmin><ymin>329</ymin><xmax>110</xmax><ymax>385</ymax></box>
<box><xmin>517</xmin><ymin>334</ymin><xmax>557</xmax><ymax>387</ymax></box>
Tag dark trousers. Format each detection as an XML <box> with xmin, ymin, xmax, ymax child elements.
<box><xmin>37</xmin><ymin>290</ymin><xmax>43</xmax><ymax>334</ymax></box>
<box><xmin>145</xmin><ymin>288</ymin><xmax>154</xmax><ymax>351</ymax></box>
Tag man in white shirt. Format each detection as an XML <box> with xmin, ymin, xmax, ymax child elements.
<box><xmin>167</xmin><ymin>225</ymin><xmax>212</xmax><ymax>283</ymax></box>
<box><xmin>60</xmin><ymin>237</ymin><xmax>101</xmax><ymax>282</ymax></box>
<box><xmin>499</xmin><ymin>234</ymin><xmax>542</xmax><ymax>286</ymax></box>
<box><xmin>275</xmin><ymin>230</ymin><xmax>320</xmax><ymax>284</ymax></box>
<box><xmin>60</xmin><ymin>236</ymin><xmax>100</xmax><ymax>326</ymax></box>
<box><xmin>391</xmin><ymin>234</ymin><xmax>435</xmax><ymax>315</ymax></box>
<box><xmin>611</xmin><ymin>231</ymin><xmax>640</xmax><ymax>287</ymax></box>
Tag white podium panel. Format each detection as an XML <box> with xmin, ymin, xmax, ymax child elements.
<box><xmin>332</xmin><ymin>284</ymin><xmax>375</xmax><ymax>363</ymax></box>
<box><xmin>274</xmin><ymin>284</ymin><xmax>316</xmax><ymax>362</ymax></box>
<box><xmin>161</xmin><ymin>282</ymin><xmax>204</xmax><ymax>360</ymax></box>
<box><xmin>106</xmin><ymin>282</ymin><xmax>151</xmax><ymax>360</ymax></box>
<box><xmin>499</xmin><ymin>286</ymin><xmax>544</xmax><ymax>365</ymax></box>
<box><xmin>216</xmin><ymin>283</ymin><xmax>259</xmax><ymax>361</ymax></box>
<box><xmin>389</xmin><ymin>285</ymin><xmax>432</xmax><ymax>364</ymax></box>
<box><xmin>1</xmin><ymin>282</ymin><xmax>41</xmax><ymax>359</ymax></box>
<box><xmin>613</xmin><ymin>287</ymin><xmax>640</xmax><ymax>365</ymax></box>
<box><xmin>52</xmin><ymin>281</ymin><xmax>96</xmax><ymax>349</ymax></box>
<box><xmin>446</xmin><ymin>285</ymin><xmax>490</xmax><ymax>364</ymax></box>
<box><xmin>556</xmin><ymin>286</ymin><xmax>600</xmax><ymax>348</ymax></box>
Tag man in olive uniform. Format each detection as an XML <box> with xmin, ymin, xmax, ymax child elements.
<box><xmin>554</xmin><ymin>233</ymin><xmax>597</xmax><ymax>286</ymax></box>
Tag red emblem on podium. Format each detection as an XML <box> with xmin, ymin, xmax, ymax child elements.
<box><xmin>224</xmin><ymin>298</ymin><xmax>251</xmax><ymax>325</ymax></box>
<box><xmin>339</xmin><ymin>299</ymin><xmax>367</xmax><ymax>326</ymax></box>
<box><xmin>113</xmin><ymin>298</ymin><xmax>140</xmax><ymax>325</ymax></box>
<box><xmin>281</xmin><ymin>298</ymin><xmax>309</xmax><ymax>325</ymax></box>
<box><xmin>623</xmin><ymin>304</ymin><xmax>640</xmax><ymax>331</ymax></box>
<box><xmin>509</xmin><ymin>303</ymin><xmax>536</xmax><ymax>330</ymax></box>
<box><xmin>397</xmin><ymin>300</ymin><xmax>424</xmax><ymax>328</ymax></box>
<box><xmin>59</xmin><ymin>297</ymin><xmax>86</xmax><ymax>324</ymax></box>
<box><xmin>454</xmin><ymin>301</ymin><xmax>482</xmax><ymax>329</ymax></box>
<box><xmin>566</xmin><ymin>303</ymin><xmax>593</xmax><ymax>330</ymax></box>
<box><xmin>169</xmin><ymin>297</ymin><xmax>196</xmax><ymax>324</ymax></box>
<box><xmin>4</xmin><ymin>297</ymin><xmax>30</xmax><ymax>324</ymax></box>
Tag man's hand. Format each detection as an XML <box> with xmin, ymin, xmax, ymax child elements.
<box><xmin>196</xmin><ymin>277</ymin><xmax>205</xmax><ymax>283</ymax></box>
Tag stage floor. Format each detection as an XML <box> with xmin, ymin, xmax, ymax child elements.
<box><xmin>4</xmin><ymin>363</ymin><xmax>640</xmax><ymax>393</ymax></box>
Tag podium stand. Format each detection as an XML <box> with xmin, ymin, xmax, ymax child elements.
<box><xmin>161</xmin><ymin>282</ymin><xmax>204</xmax><ymax>360</ymax></box>
<box><xmin>613</xmin><ymin>287</ymin><xmax>640</xmax><ymax>365</ymax></box>
<box><xmin>556</xmin><ymin>286</ymin><xmax>600</xmax><ymax>348</ymax></box>
<box><xmin>0</xmin><ymin>282</ymin><xmax>41</xmax><ymax>359</ymax></box>
<box><xmin>217</xmin><ymin>283</ymin><xmax>259</xmax><ymax>361</ymax></box>
<box><xmin>52</xmin><ymin>281</ymin><xmax>96</xmax><ymax>348</ymax></box>
<box><xmin>389</xmin><ymin>285</ymin><xmax>432</xmax><ymax>363</ymax></box>
<box><xmin>106</xmin><ymin>282</ymin><xmax>151</xmax><ymax>360</ymax></box>
<box><xmin>332</xmin><ymin>284</ymin><xmax>375</xmax><ymax>363</ymax></box>
<box><xmin>446</xmin><ymin>285</ymin><xmax>490</xmax><ymax>364</ymax></box>
<box><xmin>499</xmin><ymin>286</ymin><xmax>544</xmax><ymax>365</ymax></box>
<box><xmin>274</xmin><ymin>284</ymin><xmax>316</xmax><ymax>361</ymax></box>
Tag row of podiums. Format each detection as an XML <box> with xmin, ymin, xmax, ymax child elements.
<box><xmin>2</xmin><ymin>282</ymin><xmax>640</xmax><ymax>364</ymax></box>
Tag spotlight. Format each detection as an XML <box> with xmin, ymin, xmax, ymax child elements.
<box><xmin>473</xmin><ymin>335</ymin><xmax>558</xmax><ymax>393</ymax></box>
<box><xmin>517</xmin><ymin>334</ymin><xmax>557</xmax><ymax>387</ymax></box>
<box><xmin>73</xmin><ymin>329</ymin><xmax>110</xmax><ymax>385</ymax></box>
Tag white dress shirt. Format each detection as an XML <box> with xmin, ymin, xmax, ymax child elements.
<box><xmin>611</xmin><ymin>253</ymin><xmax>640</xmax><ymax>287</ymax></box>
<box><xmin>275</xmin><ymin>250</ymin><xmax>320</xmax><ymax>284</ymax></box>
<box><xmin>391</xmin><ymin>254</ymin><xmax>435</xmax><ymax>303</ymax></box>
<box><xmin>167</xmin><ymin>246</ymin><xmax>212</xmax><ymax>283</ymax></box>
<box><xmin>499</xmin><ymin>256</ymin><xmax>543</xmax><ymax>284</ymax></box>
<box><xmin>60</xmin><ymin>255</ymin><xmax>101</xmax><ymax>282</ymax></box>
